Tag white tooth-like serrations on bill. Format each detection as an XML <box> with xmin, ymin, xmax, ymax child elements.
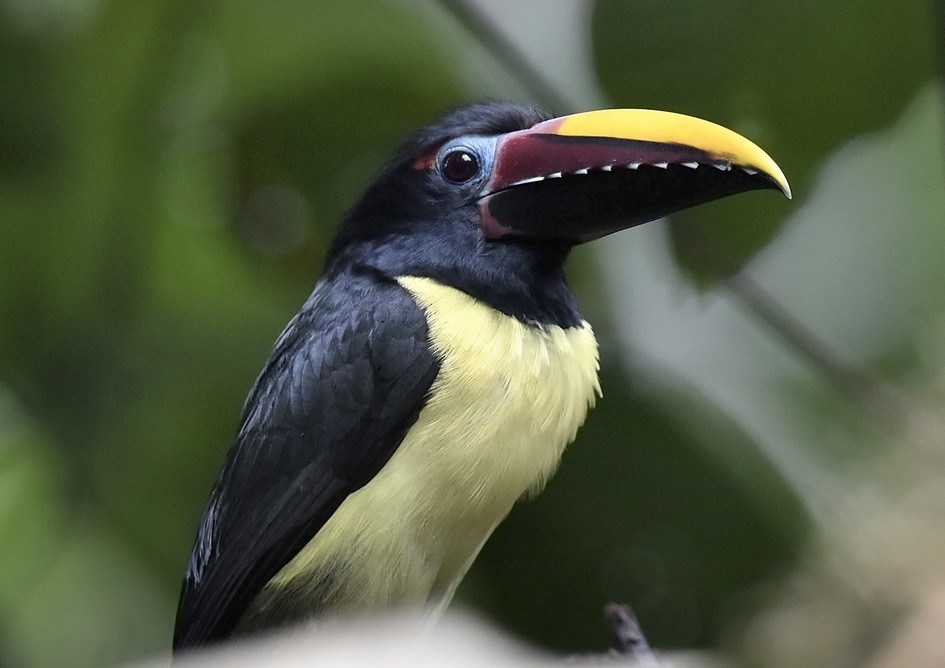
<box><xmin>507</xmin><ymin>159</ymin><xmax>755</xmax><ymax>187</ymax></box>
<box><xmin>509</xmin><ymin>175</ymin><xmax>546</xmax><ymax>187</ymax></box>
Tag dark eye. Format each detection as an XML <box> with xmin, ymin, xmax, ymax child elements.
<box><xmin>440</xmin><ymin>149</ymin><xmax>480</xmax><ymax>183</ymax></box>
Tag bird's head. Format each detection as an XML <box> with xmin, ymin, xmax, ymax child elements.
<box><xmin>327</xmin><ymin>102</ymin><xmax>790</xmax><ymax>324</ymax></box>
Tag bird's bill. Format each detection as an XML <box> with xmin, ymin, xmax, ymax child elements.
<box><xmin>478</xmin><ymin>108</ymin><xmax>791</xmax><ymax>243</ymax></box>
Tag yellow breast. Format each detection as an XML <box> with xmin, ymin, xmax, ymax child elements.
<box><xmin>260</xmin><ymin>276</ymin><xmax>600</xmax><ymax>618</ymax></box>
<box><xmin>398</xmin><ymin>276</ymin><xmax>601</xmax><ymax>504</ymax></box>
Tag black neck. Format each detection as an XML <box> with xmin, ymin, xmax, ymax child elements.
<box><xmin>326</xmin><ymin>231</ymin><xmax>582</xmax><ymax>329</ymax></box>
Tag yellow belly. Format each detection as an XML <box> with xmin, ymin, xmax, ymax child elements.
<box><xmin>252</xmin><ymin>276</ymin><xmax>600</xmax><ymax>621</ymax></box>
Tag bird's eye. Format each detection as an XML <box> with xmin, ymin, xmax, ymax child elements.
<box><xmin>440</xmin><ymin>149</ymin><xmax>480</xmax><ymax>184</ymax></box>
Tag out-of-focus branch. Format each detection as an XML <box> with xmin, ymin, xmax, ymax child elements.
<box><xmin>435</xmin><ymin>0</ymin><xmax>576</xmax><ymax>113</ymax></box>
<box><xmin>674</xmin><ymin>222</ymin><xmax>908</xmax><ymax>431</ymax></box>
<box><xmin>137</xmin><ymin>613</ymin><xmax>708</xmax><ymax>667</ymax></box>
<box><xmin>605</xmin><ymin>603</ymin><xmax>662</xmax><ymax>667</ymax></box>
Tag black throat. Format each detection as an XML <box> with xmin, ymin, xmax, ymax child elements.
<box><xmin>326</xmin><ymin>228</ymin><xmax>582</xmax><ymax>330</ymax></box>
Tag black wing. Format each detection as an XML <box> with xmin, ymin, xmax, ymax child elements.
<box><xmin>173</xmin><ymin>273</ymin><xmax>439</xmax><ymax>651</ymax></box>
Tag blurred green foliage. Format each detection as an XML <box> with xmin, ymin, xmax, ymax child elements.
<box><xmin>595</xmin><ymin>0</ymin><xmax>937</xmax><ymax>278</ymax></box>
<box><xmin>0</xmin><ymin>1</ymin><xmax>942</xmax><ymax>667</ymax></box>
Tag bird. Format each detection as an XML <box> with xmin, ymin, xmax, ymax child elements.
<box><xmin>172</xmin><ymin>101</ymin><xmax>790</xmax><ymax>653</ymax></box>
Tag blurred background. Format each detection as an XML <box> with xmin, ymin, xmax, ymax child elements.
<box><xmin>1</xmin><ymin>1</ymin><xmax>943</xmax><ymax>666</ymax></box>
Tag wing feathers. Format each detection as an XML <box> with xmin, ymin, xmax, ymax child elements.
<box><xmin>173</xmin><ymin>274</ymin><xmax>438</xmax><ymax>651</ymax></box>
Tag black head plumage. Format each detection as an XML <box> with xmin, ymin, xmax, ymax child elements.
<box><xmin>323</xmin><ymin>102</ymin><xmax>581</xmax><ymax>328</ymax></box>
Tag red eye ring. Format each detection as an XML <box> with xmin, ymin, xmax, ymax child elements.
<box><xmin>440</xmin><ymin>149</ymin><xmax>480</xmax><ymax>183</ymax></box>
